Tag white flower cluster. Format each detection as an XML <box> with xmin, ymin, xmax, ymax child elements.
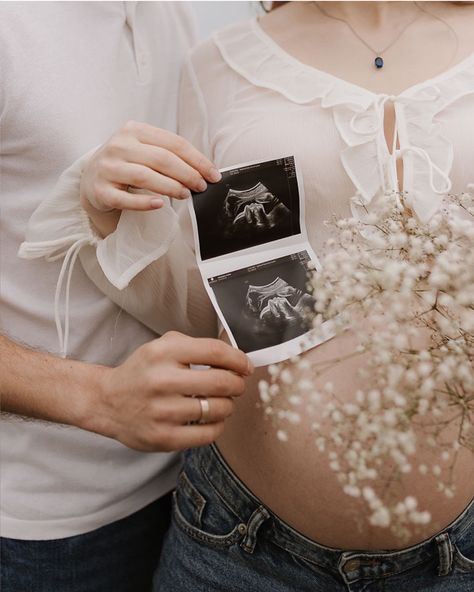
<box><xmin>259</xmin><ymin>191</ymin><xmax>474</xmax><ymax>540</ymax></box>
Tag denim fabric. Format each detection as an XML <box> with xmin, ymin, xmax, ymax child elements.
<box><xmin>154</xmin><ymin>445</ymin><xmax>474</xmax><ymax>591</ymax></box>
<box><xmin>1</xmin><ymin>492</ymin><xmax>172</xmax><ymax>592</ymax></box>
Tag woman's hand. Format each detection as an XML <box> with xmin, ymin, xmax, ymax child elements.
<box><xmin>80</xmin><ymin>120</ymin><xmax>221</xmax><ymax>215</ymax></box>
<box><xmin>90</xmin><ymin>331</ymin><xmax>253</xmax><ymax>452</ymax></box>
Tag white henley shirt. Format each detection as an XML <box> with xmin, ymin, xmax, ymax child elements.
<box><xmin>1</xmin><ymin>1</ymin><xmax>196</xmax><ymax>540</ymax></box>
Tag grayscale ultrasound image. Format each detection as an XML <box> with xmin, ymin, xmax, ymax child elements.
<box><xmin>208</xmin><ymin>251</ymin><xmax>315</xmax><ymax>353</ymax></box>
<box><xmin>192</xmin><ymin>157</ymin><xmax>301</xmax><ymax>260</ymax></box>
<box><xmin>246</xmin><ymin>277</ymin><xmax>313</xmax><ymax>328</ymax></box>
<box><xmin>221</xmin><ymin>182</ymin><xmax>290</xmax><ymax>237</ymax></box>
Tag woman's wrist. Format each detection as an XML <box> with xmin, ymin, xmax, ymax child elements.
<box><xmin>80</xmin><ymin>192</ymin><xmax>121</xmax><ymax>238</ymax></box>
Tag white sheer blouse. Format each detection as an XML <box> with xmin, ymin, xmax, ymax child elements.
<box><xmin>20</xmin><ymin>18</ymin><xmax>474</xmax><ymax>352</ymax></box>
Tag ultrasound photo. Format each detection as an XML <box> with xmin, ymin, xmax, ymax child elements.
<box><xmin>208</xmin><ymin>251</ymin><xmax>315</xmax><ymax>353</ymax></box>
<box><xmin>192</xmin><ymin>157</ymin><xmax>301</xmax><ymax>260</ymax></box>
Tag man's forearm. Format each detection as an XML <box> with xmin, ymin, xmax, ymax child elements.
<box><xmin>0</xmin><ymin>335</ymin><xmax>105</xmax><ymax>429</ymax></box>
<box><xmin>0</xmin><ymin>331</ymin><xmax>252</xmax><ymax>452</ymax></box>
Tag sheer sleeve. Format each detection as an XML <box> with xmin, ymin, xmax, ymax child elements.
<box><xmin>19</xmin><ymin>56</ymin><xmax>218</xmax><ymax>351</ymax></box>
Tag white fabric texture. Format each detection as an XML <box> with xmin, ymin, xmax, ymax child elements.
<box><xmin>15</xmin><ymin>148</ymin><xmax>173</xmax><ymax>357</ymax></box>
<box><xmin>1</xmin><ymin>1</ymin><xmax>197</xmax><ymax>540</ymax></box>
<box><xmin>20</xmin><ymin>151</ymin><xmax>217</xmax><ymax>345</ymax></box>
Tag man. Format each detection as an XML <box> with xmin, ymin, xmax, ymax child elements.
<box><xmin>0</xmin><ymin>3</ymin><xmax>251</xmax><ymax>591</ymax></box>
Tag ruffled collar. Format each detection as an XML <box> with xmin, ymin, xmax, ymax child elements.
<box><xmin>214</xmin><ymin>17</ymin><xmax>474</xmax><ymax>107</ymax></box>
<box><xmin>213</xmin><ymin>19</ymin><xmax>474</xmax><ymax>222</ymax></box>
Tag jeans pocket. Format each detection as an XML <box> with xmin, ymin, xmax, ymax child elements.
<box><xmin>173</xmin><ymin>470</ymin><xmax>244</xmax><ymax>549</ymax></box>
<box><xmin>453</xmin><ymin>539</ymin><xmax>474</xmax><ymax>573</ymax></box>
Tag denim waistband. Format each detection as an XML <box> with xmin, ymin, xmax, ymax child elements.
<box><xmin>190</xmin><ymin>443</ymin><xmax>473</xmax><ymax>584</ymax></box>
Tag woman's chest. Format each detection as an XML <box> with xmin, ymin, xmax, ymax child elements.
<box><xmin>208</xmin><ymin>90</ymin><xmax>474</xmax><ymax>251</ymax></box>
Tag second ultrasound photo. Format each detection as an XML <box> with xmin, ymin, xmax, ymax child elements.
<box><xmin>208</xmin><ymin>251</ymin><xmax>315</xmax><ymax>353</ymax></box>
<box><xmin>191</xmin><ymin>157</ymin><xmax>301</xmax><ymax>260</ymax></box>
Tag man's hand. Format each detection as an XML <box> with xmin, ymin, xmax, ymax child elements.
<box><xmin>86</xmin><ymin>332</ymin><xmax>253</xmax><ymax>452</ymax></box>
<box><xmin>80</xmin><ymin>121</ymin><xmax>221</xmax><ymax>214</ymax></box>
<box><xmin>1</xmin><ymin>332</ymin><xmax>253</xmax><ymax>453</ymax></box>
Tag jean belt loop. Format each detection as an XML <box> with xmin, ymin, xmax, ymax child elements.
<box><xmin>435</xmin><ymin>532</ymin><xmax>454</xmax><ymax>576</ymax></box>
<box><xmin>240</xmin><ymin>505</ymin><xmax>271</xmax><ymax>554</ymax></box>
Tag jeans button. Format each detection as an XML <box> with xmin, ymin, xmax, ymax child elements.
<box><xmin>237</xmin><ymin>523</ymin><xmax>247</xmax><ymax>535</ymax></box>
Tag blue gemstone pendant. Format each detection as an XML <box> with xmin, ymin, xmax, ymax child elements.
<box><xmin>374</xmin><ymin>56</ymin><xmax>384</xmax><ymax>69</ymax></box>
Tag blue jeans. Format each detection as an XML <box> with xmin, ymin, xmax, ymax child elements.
<box><xmin>154</xmin><ymin>445</ymin><xmax>474</xmax><ymax>591</ymax></box>
<box><xmin>1</xmin><ymin>492</ymin><xmax>172</xmax><ymax>592</ymax></box>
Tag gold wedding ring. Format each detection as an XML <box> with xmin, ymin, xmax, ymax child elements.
<box><xmin>198</xmin><ymin>397</ymin><xmax>210</xmax><ymax>424</ymax></box>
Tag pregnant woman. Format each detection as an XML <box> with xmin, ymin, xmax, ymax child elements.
<box><xmin>22</xmin><ymin>2</ymin><xmax>474</xmax><ymax>590</ymax></box>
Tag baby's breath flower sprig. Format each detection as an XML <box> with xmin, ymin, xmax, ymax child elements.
<box><xmin>259</xmin><ymin>191</ymin><xmax>474</xmax><ymax>540</ymax></box>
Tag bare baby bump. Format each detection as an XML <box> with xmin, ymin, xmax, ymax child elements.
<box><xmin>217</xmin><ymin>330</ymin><xmax>474</xmax><ymax>549</ymax></box>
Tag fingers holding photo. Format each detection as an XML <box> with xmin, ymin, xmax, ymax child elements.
<box><xmin>97</xmin><ymin>331</ymin><xmax>252</xmax><ymax>453</ymax></box>
<box><xmin>130</xmin><ymin>122</ymin><xmax>221</xmax><ymax>185</ymax></box>
<box><xmin>80</xmin><ymin>120</ymin><xmax>221</xmax><ymax>214</ymax></box>
<box><xmin>155</xmin><ymin>331</ymin><xmax>253</xmax><ymax>377</ymax></box>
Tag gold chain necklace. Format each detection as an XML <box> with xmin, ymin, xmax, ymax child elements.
<box><xmin>314</xmin><ymin>2</ymin><xmax>423</xmax><ymax>70</ymax></box>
